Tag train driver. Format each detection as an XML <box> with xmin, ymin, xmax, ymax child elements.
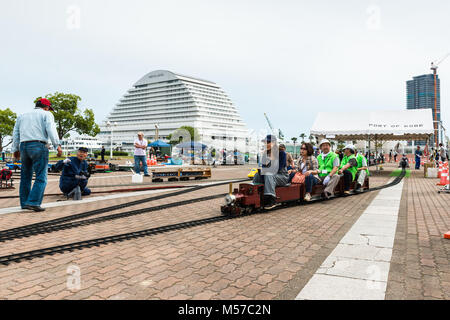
<box><xmin>317</xmin><ymin>139</ymin><xmax>341</xmax><ymax>199</ymax></box>
<box><xmin>55</xmin><ymin>147</ymin><xmax>91</xmax><ymax>199</ymax></box>
<box><xmin>252</xmin><ymin>134</ymin><xmax>289</xmax><ymax>209</ymax></box>
<box><xmin>338</xmin><ymin>144</ymin><xmax>358</xmax><ymax>194</ymax></box>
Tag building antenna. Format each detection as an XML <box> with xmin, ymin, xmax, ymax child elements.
<box><xmin>430</xmin><ymin>52</ymin><xmax>449</xmax><ymax>147</ymax></box>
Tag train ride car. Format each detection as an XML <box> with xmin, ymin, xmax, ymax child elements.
<box><xmin>221</xmin><ymin>172</ymin><xmax>369</xmax><ymax>216</ymax></box>
<box><xmin>0</xmin><ymin>167</ymin><xmax>13</xmax><ymax>189</ymax></box>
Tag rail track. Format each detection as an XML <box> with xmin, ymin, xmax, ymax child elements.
<box><xmin>0</xmin><ymin>185</ymin><xmax>189</xmax><ymax>200</ymax></box>
<box><xmin>0</xmin><ymin>171</ymin><xmax>405</xmax><ymax>266</ymax></box>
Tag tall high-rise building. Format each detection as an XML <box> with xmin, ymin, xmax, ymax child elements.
<box><xmin>406</xmin><ymin>74</ymin><xmax>441</xmax><ymax>145</ymax></box>
<box><xmin>99</xmin><ymin>70</ymin><xmax>249</xmax><ymax>152</ymax></box>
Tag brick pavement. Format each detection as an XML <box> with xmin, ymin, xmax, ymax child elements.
<box><xmin>0</xmin><ymin>167</ymin><xmax>395</xmax><ymax>300</ymax></box>
<box><xmin>385</xmin><ymin>168</ymin><xmax>450</xmax><ymax>300</ymax></box>
<box><xmin>2</xmin><ymin>165</ymin><xmax>447</xmax><ymax>300</ymax></box>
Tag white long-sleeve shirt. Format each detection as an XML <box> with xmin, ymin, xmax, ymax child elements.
<box><xmin>12</xmin><ymin>108</ymin><xmax>60</xmax><ymax>152</ymax></box>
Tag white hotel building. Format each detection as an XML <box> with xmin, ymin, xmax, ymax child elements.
<box><xmin>99</xmin><ymin>70</ymin><xmax>249</xmax><ymax>153</ymax></box>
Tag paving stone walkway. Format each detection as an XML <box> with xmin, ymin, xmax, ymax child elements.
<box><xmin>0</xmin><ymin>164</ymin><xmax>447</xmax><ymax>300</ymax></box>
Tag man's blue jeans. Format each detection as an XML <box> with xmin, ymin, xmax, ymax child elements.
<box><xmin>415</xmin><ymin>156</ymin><xmax>420</xmax><ymax>169</ymax></box>
<box><xmin>134</xmin><ymin>155</ymin><xmax>148</xmax><ymax>175</ymax></box>
<box><xmin>19</xmin><ymin>141</ymin><xmax>49</xmax><ymax>208</ymax></box>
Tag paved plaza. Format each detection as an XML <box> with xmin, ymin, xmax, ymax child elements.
<box><xmin>0</xmin><ymin>163</ymin><xmax>448</xmax><ymax>300</ymax></box>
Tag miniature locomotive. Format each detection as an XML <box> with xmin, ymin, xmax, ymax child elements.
<box><xmin>221</xmin><ymin>177</ymin><xmax>369</xmax><ymax>216</ymax></box>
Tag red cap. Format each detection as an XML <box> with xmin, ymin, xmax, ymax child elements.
<box><xmin>38</xmin><ymin>98</ymin><xmax>54</xmax><ymax>111</ymax></box>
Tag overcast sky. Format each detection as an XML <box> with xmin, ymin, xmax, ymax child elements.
<box><xmin>1</xmin><ymin>0</ymin><xmax>449</xmax><ymax>140</ymax></box>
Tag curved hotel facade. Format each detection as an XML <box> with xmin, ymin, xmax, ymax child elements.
<box><xmin>99</xmin><ymin>70</ymin><xmax>249</xmax><ymax>152</ymax></box>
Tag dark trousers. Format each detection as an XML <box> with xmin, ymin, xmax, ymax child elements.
<box><xmin>60</xmin><ymin>178</ymin><xmax>91</xmax><ymax>195</ymax></box>
<box><xmin>305</xmin><ymin>175</ymin><xmax>319</xmax><ymax>193</ymax></box>
<box><xmin>415</xmin><ymin>156</ymin><xmax>420</xmax><ymax>169</ymax></box>
<box><xmin>342</xmin><ymin>170</ymin><xmax>353</xmax><ymax>191</ymax></box>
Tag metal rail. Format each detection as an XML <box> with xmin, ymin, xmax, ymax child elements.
<box><xmin>0</xmin><ymin>185</ymin><xmax>188</xmax><ymax>199</ymax></box>
<box><xmin>0</xmin><ymin>193</ymin><xmax>226</xmax><ymax>242</ymax></box>
<box><xmin>0</xmin><ymin>179</ymin><xmax>247</xmax><ymax>238</ymax></box>
<box><xmin>0</xmin><ymin>172</ymin><xmax>405</xmax><ymax>266</ymax></box>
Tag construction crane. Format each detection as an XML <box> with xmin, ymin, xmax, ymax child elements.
<box><xmin>430</xmin><ymin>52</ymin><xmax>450</xmax><ymax>147</ymax></box>
<box><xmin>263</xmin><ymin>112</ymin><xmax>284</xmax><ymax>141</ymax></box>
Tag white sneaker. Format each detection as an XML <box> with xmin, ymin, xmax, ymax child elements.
<box><xmin>304</xmin><ymin>193</ymin><xmax>311</xmax><ymax>202</ymax></box>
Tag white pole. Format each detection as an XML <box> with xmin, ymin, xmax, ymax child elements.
<box><xmin>110</xmin><ymin>126</ymin><xmax>113</xmax><ymax>160</ymax></box>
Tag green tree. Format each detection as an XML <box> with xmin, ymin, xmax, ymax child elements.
<box><xmin>0</xmin><ymin>108</ymin><xmax>17</xmax><ymax>152</ymax></box>
<box><xmin>35</xmin><ymin>92</ymin><xmax>100</xmax><ymax>140</ymax></box>
<box><xmin>167</xmin><ymin>126</ymin><xmax>199</xmax><ymax>145</ymax></box>
<box><xmin>291</xmin><ymin>137</ymin><xmax>298</xmax><ymax>158</ymax></box>
<box><xmin>337</xmin><ymin>140</ymin><xmax>345</xmax><ymax>150</ymax></box>
<box><xmin>299</xmin><ymin>133</ymin><xmax>306</xmax><ymax>143</ymax></box>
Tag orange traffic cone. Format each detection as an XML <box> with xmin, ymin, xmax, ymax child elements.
<box><xmin>437</xmin><ymin>161</ymin><xmax>443</xmax><ymax>178</ymax></box>
<box><xmin>146</xmin><ymin>151</ymin><xmax>151</xmax><ymax>166</ymax></box>
<box><xmin>437</xmin><ymin>164</ymin><xmax>449</xmax><ymax>186</ymax></box>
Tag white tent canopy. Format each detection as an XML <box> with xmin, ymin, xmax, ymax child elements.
<box><xmin>310</xmin><ymin>109</ymin><xmax>434</xmax><ymax>141</ymax></box>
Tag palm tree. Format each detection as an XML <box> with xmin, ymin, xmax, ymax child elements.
<box><xmin>309</xmin><ymin>135</ymin><xmax>316</xmax><ymax>146</ymax></box>
<box><xmin>291</xmin><ymin>137</ymin><xmax>298</xmax><ymax>158</ymax></box>
<box><xmin>330</xmin><ymin>140</ymin><xmax>336</xmax><ymax>151</ymax></box>
<box><xmin>299</xmin><ymin>133</ymin><xmax>306</xmax><ymax>143</ymax></box>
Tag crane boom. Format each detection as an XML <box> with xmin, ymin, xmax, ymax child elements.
<box><xmin>263</xmin><ymin>112</ymin><xmax>285</xmax><ymax>140</ymax></box>
<box><xmin>264</xmin><ymin>113</ymin><xmax>276</xmax><ymax>134</ymax></box>
<box><xmin>429</xmin><ymin>52</ymin><xmax>449</xmax><ymax>147</ymax></box>
<box><xmin>432</xmin><ymin>52</ymin><xmax>450</xmax><ymax>67</ymax></box>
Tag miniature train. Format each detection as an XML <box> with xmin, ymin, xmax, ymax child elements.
<box><xmin>221</xmin><ymin>175</ymin><xmax>369</xmax><ymax>216</ymax></box>
<box><xmin>0</xmin><ymin>168</ymin><xmax>13</xmax><ymax>189</ymax></box>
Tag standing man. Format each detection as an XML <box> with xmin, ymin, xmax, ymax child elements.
<box><xmin>12</xmin><ymin>98</ymin><xmax>62</xmax><ymax>211</ymax></box>
<box><xmin>439</xmin><ymin>143</ymin><xmax>447</xmax><ymax>162</ymax></box>
<box><xmin>100</xmin><ymin>145</ymin><xmax>106</xmax><ymax>162</ymax></box>
<box><xmin>415</xmin><ymin>146</ymin><xmax>422</xmax><ymax>170</ymax></box>
<box><xmin>134</xmin><ymin>132</ymin><xmax>150</xmax><ymax>176</ymax></box>
<box><xmin>317</xmin><ymin>139</ymin><xmax>341</xmax><ymax>199</ymax></box>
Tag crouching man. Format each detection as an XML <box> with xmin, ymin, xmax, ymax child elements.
<box><xmin>55</xmin><ymin>147</ymin><xmax>91</xmax><ymax>199</ymax></box>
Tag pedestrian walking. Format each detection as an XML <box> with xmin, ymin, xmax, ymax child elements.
<box><xmin>439</xmin><ymin>143</ymin><xmax>447</xmax><ymax>162</ymax></box>
<box><xmin>415</xmin><ymin>146</ymin><xmax>422</xmax><ymax>170</ymax></box>
<box><xmin>12</xmin><ymin>98</ymin><xmax>62</xmax><ymax>211</ymax></box>
<box><xmin>100</xmin><ymin>145</ymin><xmax>106</xmax><ymax>162</ymax></box>
<box><xmin>134</xmin><ymin>132</ymin><xmax>150</xmax><ymax>176</ymax></box>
